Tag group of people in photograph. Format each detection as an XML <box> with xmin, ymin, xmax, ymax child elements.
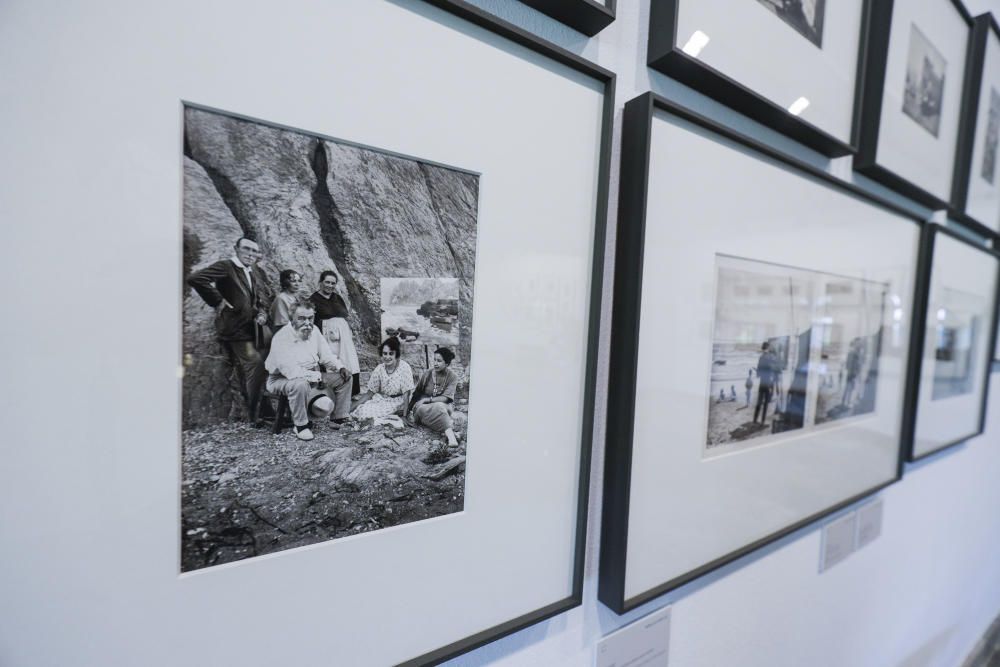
<box><xmin>187</xmin><ymin>236</ymin><xmax>462</xmax><ymax>444</ymax></box>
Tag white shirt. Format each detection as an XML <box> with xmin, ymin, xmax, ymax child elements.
<box><xmin>265</xmin><ymin>324</ymin><xmax>343</xmax><ymax>380</ymax></box>
<box><xmin>231</xmin><ymin>256</ymin><xmax>253</xmax><ymax>291</ymax></box>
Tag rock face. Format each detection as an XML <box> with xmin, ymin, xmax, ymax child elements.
<box><xmin>182</xmin><ymin>107</ymin><xmax>479</xmax><ymax>427</ymax></box>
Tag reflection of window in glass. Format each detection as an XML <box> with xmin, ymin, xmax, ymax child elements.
<box><xmin>929</xmin><ymin>286</ymin><xmax>984</xmax><ymax>401</ymax></box>
<box><xmin>704</xmin><ymin>254</ymin><xmax>889</xmax><ymax>458</ymax></box>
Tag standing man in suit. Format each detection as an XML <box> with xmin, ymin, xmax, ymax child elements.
<box><xmin>753</xmin><ymin>341</ymin><xmax>780</xmax><ymax>425</ymax></box>
<box><xmin>187</xmin><ymin>237</ymin><xmax>273</xmax><ymax>422</ymax></box>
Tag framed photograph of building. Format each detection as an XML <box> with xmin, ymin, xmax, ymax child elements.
<box><xmin>647</xmin><ymin>0</ymin><xmax>866</xmax><ymax>156</ymax></box>
<box><xmin>519</xmin><ymin>0</ymin><xmax>615</xmax><ymax>36</ymax></box>
<box><xmin>600</xmin><ymin>92</ymin><xmax>922</xmax><ymax>613</ymax></box>
<box><xmin>855</xmin><ymin>0</ymin><xmax>973</xmax><ymax>209</ymax></box>
<box><xmin>0</xmin><ymin>1</ymin><xmax>613</xmax><ymax>665</ymax></box>
<box><xmin>951</xmin><ymin>13</ymin><xmax>1000</xmax><ymax>238</ymax></box>
<box><xmin>902</xmin><ymin>225</ymin><xmax>1000</xmax><ymax>460</ymax></box>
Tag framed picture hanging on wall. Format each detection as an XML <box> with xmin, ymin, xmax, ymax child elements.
<box><xmin>855</xmin><ymin>0</ymin><xmax>973</xmax><ymax>209</ymax></box>
<box><xmin>902</xmin><ymin>224</ymin><xmax>1000</xmax><ymax>460</ymax></box>
<box><xmin>0</xmin><ymin>1</ymin><xmax>614</xmax><ymax>666</ymax></box>
<box><xmin>647</xmin><ymin>0</ymin><xmax>867</xmax><ymax>156</ymax></box>
<box><xmin>951</xmin><ymin>13</ymin><xmax>1000</xmax><ymax>238</ymax></box>
<box><xmin>600</xmin><ymin>92</ymin><xmax>923</xmax><ymax>613</ymax></box>
<box><xmin>520</xmin><ymin>0</ymin><xmax>615</xmax><ymax>36</ymax></box>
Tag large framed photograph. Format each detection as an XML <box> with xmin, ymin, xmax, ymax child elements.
<box><xmin>519</xmin><ymin>0</ymin><xmax>615</xmax><ymax>36</ymax></box>
<box><xmin>599</xmin><ymin>92</ymin><xmax>922</xmax><ymax>613</ymax></box>
<box><xmin>0</xmin><ymin>1</ymin><xmax>613</xmax><ymax>665</ymax></box>
<box><xmin>647</xmin><ymin>0</ymin><xmax>866</xmax><ymax>156</ymax></box>
<box><xmin>902</xmin><ymin>225</ymin><xmax>1000</xmax><ymax>460</ymax></box>
<box><xmin>855</xmin><ymin>0</ymin><xmax>972</xmax><ymax>209</ymax></box>
<box><xmin>951</xmin><ymin>14</ymin><xmax>1000</xmax><ymax>237</ymax></box>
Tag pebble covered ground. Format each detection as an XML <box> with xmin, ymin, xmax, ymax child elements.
<box><xmin>180</xmin><ymin>408</ymin><xmax>467</xmax><ymax>572</ymax></box>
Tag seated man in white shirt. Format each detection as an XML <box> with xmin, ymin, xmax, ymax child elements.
<box><xmin>264</xmin><ymin>301</ymin><xmax>353</xmax><ymax>441</ymax></box>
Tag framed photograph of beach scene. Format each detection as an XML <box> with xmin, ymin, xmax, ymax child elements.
<box><xmin>0</xmin><ymin>1</ymin><xmax>614</xmax><ymax>665</ymax></box>
<box><xmin>951</xmin><ymin>13</ymin><xmax>1000</xmax><ymax>237</ymax></box>
<box><xmin>855</xmin><ymin>0</ymin><xmax>973</xmax><ymax>209</ymax></box>
<box><xmin>647</xmin><ymin>0</ymin><xmax>867</xmax><ymax>156</ymax></box>
<box><xmin>902</xmin><ymin>224</ymin><xmax>1000</xmax><ymax>460</ymax></box>
<box><xmin>600</xmin><ymin>92</ymin><xmax>922</xmax><ymax>613</ymax></box>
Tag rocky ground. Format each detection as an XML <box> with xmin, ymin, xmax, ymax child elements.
<box><xmin>180</xmin><ymin>407</ymin><xmax>467</xmax><ymax>572</ymax></box>
<box><xmin>705</xmin><ymin>395</ymin><xmax>773</xmax><ymax>447</ymax></box>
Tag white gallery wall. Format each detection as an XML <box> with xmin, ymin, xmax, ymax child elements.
<box><xmin>1</xmin><ymin>1</ymin><xmax>999</xmax><ymax>666</ymax></box>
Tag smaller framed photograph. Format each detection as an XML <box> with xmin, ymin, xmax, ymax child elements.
<box><xmin>855</xmin><ymin>0</ymin><xmax>973</xmax><ymax>209</ymax></box>
<box><xmin>902</xmin><ymin>224</ymin><xmax>1000</xmax><ymax>460</ymax></box>
<box><xmin>647</xmin><ymin>0</ymin><xmax>867</xmax><ymax>156</ymax></box>
<box><xmin>519</xmin><ymin>0</ymin><xmax>615</xmax><ymax>36</ymax></box>
<box><xmin>951</xmin><ymin>13</ymin><xmax>1000</xmax><ymax>238</ymax></box>
<box><xmin>600</xmin><ymin>91</ymin><xmax>922</xmax><ymax>613</ymax></box>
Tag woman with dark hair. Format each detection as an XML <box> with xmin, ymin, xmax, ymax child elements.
<box><xmin>269</xmin><ymin>269</ymin><xmax>302</xmax><ymax>331</ymax></box>
<box><xmin>351</xmin><ymin>336</ymin><xmax>415</xmax><ymax>420</ymax></box>
<box><xmin>407</xmin><ymin>347</ymin><xmax>460</xmax><ymax>448</ymax></box>
<box><xmin>310</xmin><ymin>270</ymin><xmax>361</xmax><ymax>394</ymax></box>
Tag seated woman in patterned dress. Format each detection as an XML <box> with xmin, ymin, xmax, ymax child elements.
<box><xmin>406</xmin><ymin>347</ymin><xmax>460</xmax><ymax>448</ymax></box>
<box><xmin>350</xmin><ymin>337</ymin><xmax>415</xmax><ymax>420</ymax></box>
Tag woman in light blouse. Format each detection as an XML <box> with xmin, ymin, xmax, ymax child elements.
<box><xmin>351</xmin><ymin>336</ymin><xmax>415</xmax><ymax>420</ymax></box>
<box><xmin>269</xmin><ymin>269</ymin><xmax>301</xmax><ymax>331</ymax></box>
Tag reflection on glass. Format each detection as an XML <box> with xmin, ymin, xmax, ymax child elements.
<box><xmin>704</xmin><ymin>255</ymin><xmax>888</xmax><ymax>455</ymax></box>
<box><xmin>930</xmin><ymin>287</ymin><xmax>984</xmax><ymax>401</ymax></box>
<box><xmin>682</xmin><ymin>30</ymin><xmax>710</xmax><ymax>57</ymax></box>
<box><xmin>788</xmin><ymin>97</ymin><xmax>810</xmax><ymax>116</ymax></box>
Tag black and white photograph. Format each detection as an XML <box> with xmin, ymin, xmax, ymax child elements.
<box><xmin>902</xmin><ymin>23</ymin><xmax>947</xmax><ymax>138</ymax></box>
<box><xmin>755</xmin><ymin>0</ymin><xmax>826</xmax><ymax>48</ymax></box>
<box><xmin>181</xmin><ymin>106</ymin><xmax>477</xmax><ymax>572</ymax></box>
<box><xmin>705</xmin><ymin>255</ymin><xmax>887</xmax><ymax>452</ymax></box>
<box><xmin>930</xmin><ymin>287</ymin><xmax>984</xmax><ymax>400</ymax></box>
<box><xmin>706</xmin><ymin>256</ymin><xmax>813</xmax><ymax>449</ymax></box>
<box><xmin>982</xmin><ymin>87</ymin><xmax>1000</xmax><ymax>184</ymax></box>
<box><xmin>811</xmin><ymin>278</ymin><xmax>886</xmax><ymax>425</ymax></box>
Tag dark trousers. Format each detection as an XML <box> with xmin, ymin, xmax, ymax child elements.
<box><xmin>754</xmin><ymin>385</ymin><xmax>773</xmax><ymax>423</ymax></box>
<box><xmin>224</xmin><ymin>340</ymin><xmax>266</xmax><ymax>419</ymax></box>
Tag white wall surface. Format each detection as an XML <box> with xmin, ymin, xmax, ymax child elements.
<box><xmin>448</xmin><ymin>1</ymin><xmax>1000</xmax><ymax>666</ymax></box>
<box><xmin>1</xmin><ymin>1</ymin><xmax>999</xmax><ymax>666</ymax></box>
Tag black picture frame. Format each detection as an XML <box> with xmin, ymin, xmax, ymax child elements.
<box><xmin>950</xmin><ymin>13</ymin><xmax>1000</xmax><ymax>239</ymax></box>
<box><xmin>387</xmin><ymin>1</ymin><xmax>615</xmax><ymax>664</ymax></box>
<box><xmin>854</xmin><ymin>0</ymin><xmax>974</xmax><ymax>210</ymax></box>
<box><xmin>599</xmin><ymin>91</ymin><xmax>923</xmax><ymax>614</ymax></box>
<box><xmin>647</xmin><ymin>0</ymin><xmax>868</xmax><ymax>157</ymax></box>
<box><xmin>900</xmin><ymin>224</ymin><xmax>1000</xmax><ymax>462</ymax></box>
<box><xmin>519</xmin><ymin>0</ymin><xmax>615</xmax><ymax>36</ymax></box>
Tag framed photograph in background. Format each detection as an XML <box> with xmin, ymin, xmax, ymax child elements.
<box><xmin>520</xmin><ymin>0</ymin><xmax>615</xmax><ymax>36</ymax></box>
<box><xmin>855</xmin><ymin>0</ymin><xmax>972</xmax><ymax>209</ymax></box>
<box><xmin>952</xmin><ymin>13</ymin><xmax>1000</xmax><ymax>237</ymax></box>
<box><xmin>647</xmin><ymin>0</ymin><xmax>866</xmax><ymax>156</ymax></box>
<box><xmin>600</xmin><ymin>92</ymin><xmax>922</xmax><ymax>613</ymax></box>
<box><xmin>902</xmin><ymin>225</ymin><xmax>1000</xmax><ymax>460</ymax></box>
<box><xmin>0</xmin><ymin>1</ymin><xmax>613</xmax><ymax>665</ymax></box>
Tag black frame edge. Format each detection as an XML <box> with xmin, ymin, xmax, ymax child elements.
<box><xmin>648</xmin><ymin>0</ymin><xmax>856</xmax><ymax>157</ymax></box>
<box><xmin>950</xmin><ymin>14</ymin><xmax>989</xmax><ymax>216</ymax></box>
<box><xmin>419</xmin><ymin>0</ymin><xmax>615</xmax><ymax>80</ymax></box>
<box><xmin>854</xmin><ymin>0</ymin><xmax>893</xmax><ymax>168</ymax></box>
<box><xmin>600</xmin><ymin>91</ymin><xmax>921</xmax><ymax>615</ymax></box>
<box><xmin>519</xmin><ymin>0</ymin><xmax>616</xmax><ymax>36</ymax></box>
<box><xmin>902</xmin><ymin>223</ymin><xmax>1000</xmax><ymax>463</ymax></box>
<box><xmin>396</xmin><ymin>0</ymin><xmax>615</xmax><ymax>663</ymax></box>
<box><xmin>598</xmin><ymin>93</ymin><xmax>656</xmax><ymax>614</ymax></box>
